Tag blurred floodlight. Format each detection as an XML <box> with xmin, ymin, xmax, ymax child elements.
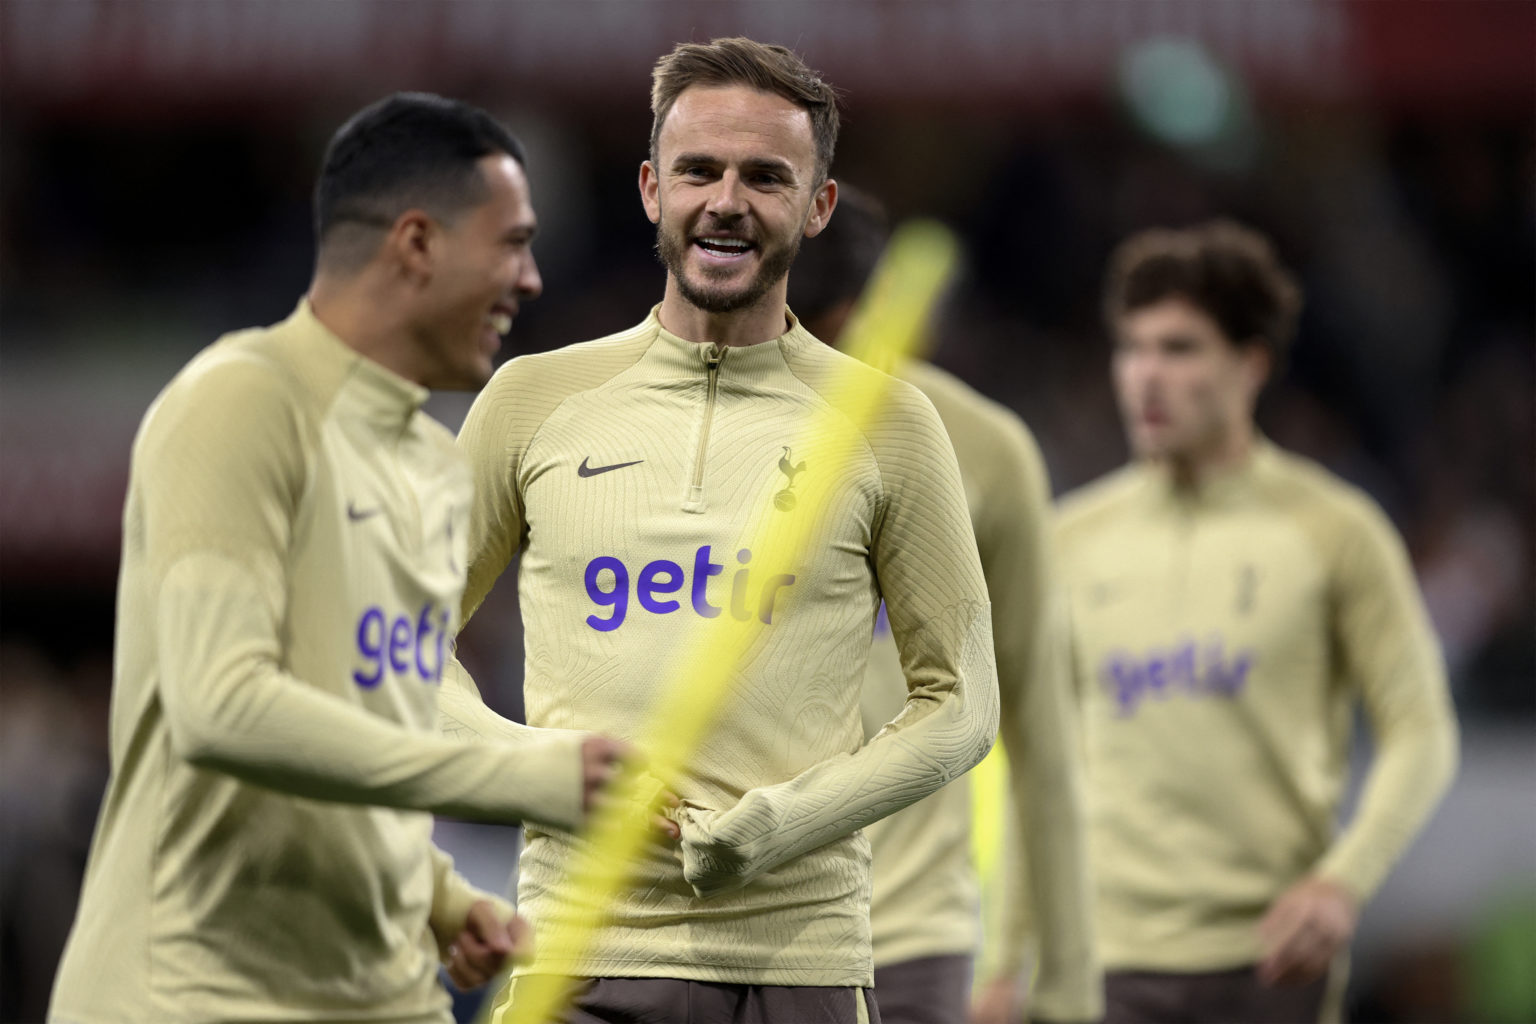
<box><xmin>1118</xmin><ymin>35</ymin><xmax>1259</xmax><ymax>172</ymax></box>
<box><xmin>1119</xmin><ymin>36</ymin><xmax>1231</xmax><ymax>145</ymax></box>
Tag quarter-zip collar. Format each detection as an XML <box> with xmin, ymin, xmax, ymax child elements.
<box><xmin>1137</xmin><ymin>435</ymin><xmax>1276</xmax><ymax>511</ymax></box>
<box><xmin>644</xmin><ymin>305</ymin><xmax>816</xmax><ymax>385</ymax></box>
<box><xmin>637</xmin><ymin>305</ymin><xmax>818</xmax><ymax>513</ymax></box>
<box><xmin>287</xmin><ymin>299</ymin><xmax>430</xmax><ymax>433</ymax></box>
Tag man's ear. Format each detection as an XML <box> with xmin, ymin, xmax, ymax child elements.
<box><xmin>639</xmin><ymin>161</ymin><xmax>662</xmax><ymax>225</ymax></box>
<box><xmin>385</xmin><ymin>209</ymin><xmax>438</xmax><ymax>283</ymax></box>
<box><xmin>802</xmin><ymin>178</ymin><xmax>838</xmax><ymax>239</ymax></box>
<box><xmin>1242</xmin><ymin>339</ymin><xmax>1273</xmax><ymax>394</ymax></box>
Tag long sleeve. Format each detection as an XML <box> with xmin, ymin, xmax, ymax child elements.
<box><xmin>679</xmin><ymin>386</ymin><xmax>999</xmax><ymax>896</ymax></box>
<box><xmin>1314</xmin><ymin>499</ymin><xmax>1459</xmax><ymax>899</ymax></box>
<box><xmin>979</xmin><ymin>422</ymin><xmax>1101</xmax><ymax>1022</ymax></box>
<box><xmin>145</xmin><ymin>357</ymin><xmax>585</xmax><ymax>832</ymax></box>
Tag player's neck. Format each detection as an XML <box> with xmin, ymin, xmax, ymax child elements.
<box><xmin>657</xmin><ymin>279</ymin><xmax>790</xmax><ymax>349</ymax></box>
<box><xmin>308</xmin><ymin>277</ymin><xmax>428</xmax><ymax>387</ymax></box>
<box><xmin>1164</xmin><ymin>420</ymin><xmax>1256</xmax><ymax>490</ymax></box>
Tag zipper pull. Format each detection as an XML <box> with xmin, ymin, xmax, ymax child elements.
<box><xmin>705</xmin><ymin>343</ymin><xmax>724</xmax><ymax>369</ymax></box>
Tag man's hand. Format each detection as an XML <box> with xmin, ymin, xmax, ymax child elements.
<box><xmin>1257</xmin><ymin>875</ymin><xmax>1357</xmax><ymax>986</ymax></box>
<box><xmin>444</xmin><ymin>900</ymin><xmax>531</xmax><ymax>991</ymax></box>
<box><xmin>581</xmin><ymin>735</ymin><xmax>681</xmax><ymax>840</ymax></box>
<box><xmin>581</xmin><ymin>735</ymin><xmax>628</xmax><ymax>811</ymax></box>
<box><xmin>970</xmin><ymin>974</ymin><xmax>1025</xmax><ymax>1024</ymax></box>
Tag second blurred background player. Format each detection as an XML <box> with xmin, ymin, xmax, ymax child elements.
<box><xmin>790</xmin><ymin>187</ymin><xmax>1103</xmax><ymax>1024</ymax></box>
<box><xmin>1059</xmin><ymin>221</ymin><xmax>1458</xmax><ymax>1023</ymax></box>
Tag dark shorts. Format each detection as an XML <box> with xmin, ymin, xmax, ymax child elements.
<box><xmin>512</xmin><ymin>976</ymin><xmax>882</xmax><ymax>1024</ymax></box>
<box><xmin>1105</xmin><ymin>966</ymin><xmax>1329</xmax><ymax>1024</ymax></box>
<box><xmin>872</xmin><ymin>955</ymin><xmax>972</xmax><ymax>1024</ymax></box>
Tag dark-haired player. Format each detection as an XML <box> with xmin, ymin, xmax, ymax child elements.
<box><xmin>1058</xmin><ymin>221</ymin><xmax>1458</xmax><ymax>1023</ymax></box>
<box><xmin>50</xmin><ymin>92</ymin><xmax>627</xmax><ymax>1022</ymax></box>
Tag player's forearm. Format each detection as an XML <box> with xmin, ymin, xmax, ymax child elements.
<box><xmin>679</xmin><ymin>628</ymin><xmax>999</xmax><ymax>897</ymax></box>
<box><xmin>995</xmin><ymin>743</ymin><xmax>1099</xmax><ymax>1011</ymax></box>
<box><xmin>1321</xmin><ymin>502</ymin><xmax>1460</xmax><ymax>898</ymax></box>
<box><xmin>157</xmin><ymin>554</ymin><xmax>587</xmax><ymax>830</ymax></box>
<box><xmin>429</xmin><ymin>844</ymin><xmax>515</xmax><ymax>955</ymax></box>
<box><xmin>438</xmin><ymin>655</ymin><xmax>545</xmax><ymax>745</ymax></box>
<box><xmin>1316</xmin><ymin>702</ymin><xmax>1458</xmax><ymax>900</ymax></box>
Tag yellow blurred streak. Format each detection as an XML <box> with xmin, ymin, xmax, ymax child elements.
<box><xmin>495</xmin><ymin>219</ymin><xmax>960</xmax><ymax>1024</ymax></box>
<box><xmin>968</xmin><ymin>738</ymin><xmax>1010</xmax><ymax>884</ymax></box>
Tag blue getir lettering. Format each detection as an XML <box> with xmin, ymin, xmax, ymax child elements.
<box><xmin>354</xmin><ymin>607</ymin><xmax>387</xmax><ymax>689</ymax></box>
<box><xmin>691</xmin><ymin>546</ymin><xmax>724</xmax><ymax>618</ymax></box>
<box><xmin>353</xmin><ymin>601</ymin><xmax>449</xmax><ymax>688</ymax></box>
<box><xmin>1101</xmin><ymin>635</ymin><xmax>1255</xmax><ymax>716</ymax></box>
<box><xmin>637</xmin><ymin>559</ymin><xmax>685</xmax><ymax>614</ymax></box>
<box><xmin>584</xmin><ymin>545</ymin><xmax>795</xmax><ymax>631</ymax></box>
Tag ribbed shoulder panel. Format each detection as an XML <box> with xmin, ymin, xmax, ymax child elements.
<box><xmin>780</xmin><ymin>338</ymin><xmax>946</xmax><ymax>490</ymax></box>
<box><xmin>456</xmin><ymin>322</ymin><xmax>655</xmax><ymax>620</ymax></box>
<box><xmin>479</xmin><ymin>324</ymin><xmax>657</xmax><ymax>447</ymax></box>
<box><xmin>1056</xmin><ymin>463</ymin><xmax>1145</xmax><ymax>540</ymax></box>
<box><xmin>1250</xmin><ymin>444</ymin><xmax>1397</xmax><ymax>565</ymax></box>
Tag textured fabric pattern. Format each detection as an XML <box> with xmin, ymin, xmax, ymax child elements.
<box><xmin>860</xmin><ymin>362</ymin><xmax>1100</xmax><ymax>1021</ymax></box>
<box><xmin>450</xmin><ymin>309</ymin><xmax>997</xmax><ymax>987</ymax></box>
<box><xmin>1057</xmin><ymin>440</ymin><xmax>1458</xmax><ymax>971</ymax></box>
<box><xmin>50</xmin><ymin>302</ymin><xmax>574</xmax><ymax>1024</ymax></box>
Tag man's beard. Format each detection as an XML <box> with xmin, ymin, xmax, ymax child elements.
<box><xmin>655</xmin><ymin>218</ymin><xmax>802</xmax><ymax>315</ymax></box>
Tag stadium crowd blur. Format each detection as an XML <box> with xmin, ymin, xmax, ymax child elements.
<box><xmin>2</xmin><ymin>4</ymin><xmax>1531</xmax><ymax>1021</ymax></box>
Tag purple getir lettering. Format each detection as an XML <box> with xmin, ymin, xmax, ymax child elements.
<box><xmin>582</xmin><ymin>545</ymin><xmax>797</xmax><ymax>631</ymax></box>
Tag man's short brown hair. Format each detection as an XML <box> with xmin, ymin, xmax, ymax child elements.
<box><xmin>650</xmin><ymin>37</ymin><xmax>840</xmax><ymax>183</ymax></box>
<box><xmin>1103</xmin><ymin>220</ymin><xmax>1303</xmax><ymax>363</ymax></box>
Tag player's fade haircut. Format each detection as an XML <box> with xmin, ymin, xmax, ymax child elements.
<box><xmin>787</xmin><ymin>184</ymin><xmax>889</xmax><ymax>323</ymax></box>
<box><xmin>314</xmin><ymin>92</ymin><xmax>527</xmax><ymax>270</ymax></box>
<box><xmin>1103</xmin><ymin>220</ymin><xmax>1303</xmax><ymax>366</ymax></box>
<box><xmin>650</xmin><ymin>37</ymin><xmax>840</xmax><ymax>184</ymax></box>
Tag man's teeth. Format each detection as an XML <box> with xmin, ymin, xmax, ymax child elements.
<box><xmin>488</xmin><ymin>312</ymin><xmax>512</xmax><ymax>335</ymax></box>
<box><xmin>699</xmin><ymin>238</ymin><xmax>750</xmax><ymax>253</ymax></box>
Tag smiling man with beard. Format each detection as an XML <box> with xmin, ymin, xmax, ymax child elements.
<box><xmin>442</xmin><ymin>37</ymin><xmax>999</xmax><ymax>1024</ymax></box>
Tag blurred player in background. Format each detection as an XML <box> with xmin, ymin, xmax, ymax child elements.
<box><xmin>446</xmin><ymin>37</ymin><xmax>997</xmax><ymax>1024</ymax></box>
<box><xmin>789</xmin><ymin>185</ymin><xmax>1102</xmax><ymax>1024</ymax></box>
<box><xmin>1057</xmin><ymin>221</ymin><xmax>1459</xmax><ymax>1023</ymax></box>
<box><xmin>49</xmin><ymin>93</ymin><xmax>628</xmax><ymax>1023</ymax></box>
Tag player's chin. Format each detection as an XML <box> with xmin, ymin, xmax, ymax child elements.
<box><xmin>434</xmin><ymin>356</ymin><xmax>496</xmax><ymax>392</ymax></box>
<box><xmin>466</xmin><ymin>357</ymin><xmax>496</xmax><ymax>389</ymax></box>
<box><xmin>1129</xmin><ymin>424</ymin><xmax>1174</xmax><ymax>457</ymax></box>
<box><xmin>681</xmin><ymin>275</ymin><xmax>761</xmax><ymax>315</ymax></box>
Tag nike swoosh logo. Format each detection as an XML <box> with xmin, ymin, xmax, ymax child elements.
<box><xmin>578</xmin><ymin>457</ymin><xmax>644</xmax><ymax>478</ymax></box>
<box><xmin>347</xmin><ymin>502</ymin><xmax>381</xmax><ymax>522</ymax></box>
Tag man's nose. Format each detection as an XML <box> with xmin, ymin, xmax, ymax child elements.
<box><xmin>704</xmin><ymin>172</ymin><xmax>748</xmax><ymax>219</ymax></box>
<box><xmin>519</xmin><ymin>250</ymin><xmax>543</xmax><ymax>300</ymax></box>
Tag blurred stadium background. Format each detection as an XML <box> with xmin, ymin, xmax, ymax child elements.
<box><xmin>1</xmin><ymin>3</ymin><xmax>1531</xmax><ymax>1021</ymax></box>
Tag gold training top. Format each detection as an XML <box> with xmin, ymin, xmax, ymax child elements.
<box><xmin>50</xmin><ymin>303</ymin><xmax>586</xmax><ymax>1024</ymax></box>
<box><xmin>1056</xmin><ymin>440</ymin><xmax>1458</xmax><ymax>971</ymax></box>
<box><xmin>450</xmin><ymin>309</ymin><xmax>998</xmax><ymax>987</ymax></box>
<box><xmin>859</xmin><ymin>361</ymin><xmax>1100</xmax><ymax>1022</ymax></box>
